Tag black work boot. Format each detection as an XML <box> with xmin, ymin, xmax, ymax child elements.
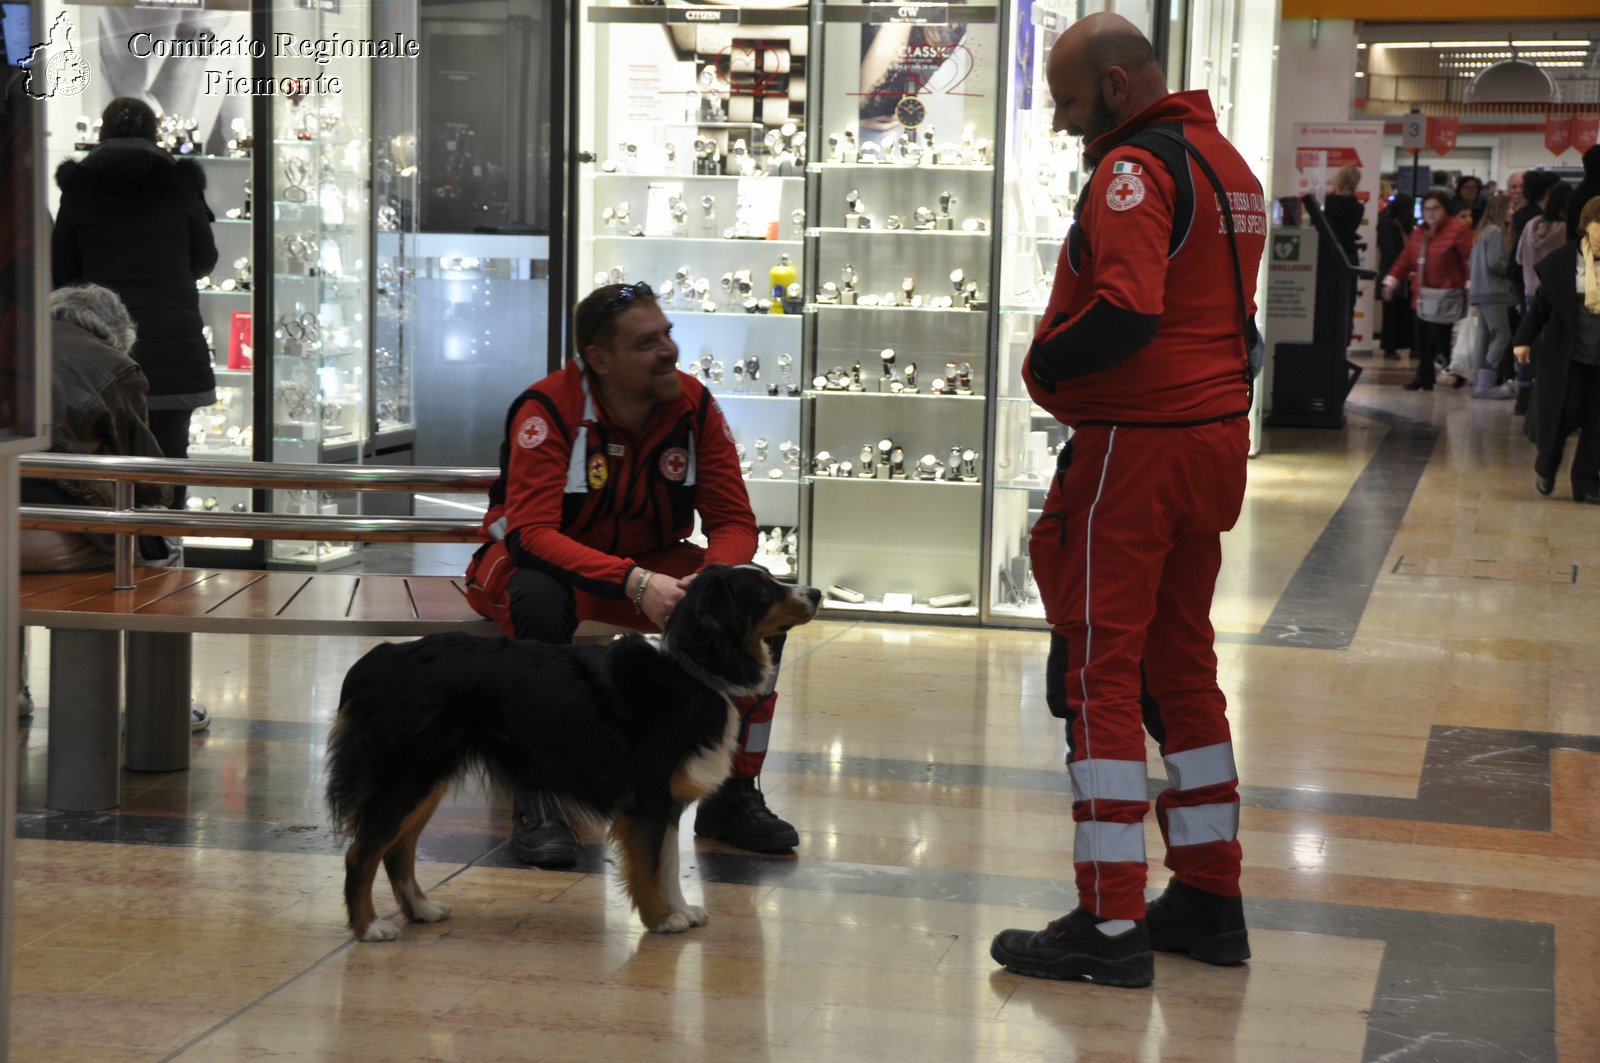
<box><xmin>693</xmin><ymin>776</ymin><xmax>799</xmax><ymax>852</ymax></box>
<box><xmin>510</xmin><ymin>806</ymin><xmax>576</xmax><ymax>868</ymax></box>
<box><xmin>990</xmin><ymin>908</ymin><xmax>1155</xmax><ymax>988</ymax></box>
<box><xmin>1146</xmin><ymin>879</ymin><xmax>1251</xmax><ymax>965</ymax></box>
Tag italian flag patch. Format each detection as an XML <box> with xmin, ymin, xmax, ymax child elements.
<box><xmin>1112</xmin><ymin>161</ymin><xmax>1143</xmax><ymax>175</ymax></box>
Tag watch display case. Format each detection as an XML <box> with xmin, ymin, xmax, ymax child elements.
<box><xmin>573</xmin><ymin>0</ymin><xmax>811</xmax><ymax>565</ymax></box>
<box><xmin>263</xmin><ymin>2</ymin><xmax>375</xmax><ymax>567</ymax></box>
<box><xmin>42</xmin><ymin>2</ymin><xmax>260</xmax><ymax>556</ymax></box>
<box><xmin>986</xmin><ymin>1</ymin><xmax>1078</xmax><ymax>625</ymax></box>
<box><xmin>801</xmin><ymin>1</ymin><xmax>1002</xmax><ymax>618</ymax></box>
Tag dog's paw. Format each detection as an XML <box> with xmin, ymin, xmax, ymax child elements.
<box><xmin>651</xmin><ymin>911</ymin><xmax>695</xmax><ymax>934</ymax></box>
<box><xmin>675</xmin><ymin>905</ymin><xmax>709</xmax><ymax>927</ymax></box>
<box><xmin>409</xmin><ymin>899</ymin><xmax>451</xmax><ymax>924</ymax></box>
<box><xmin>358</xmin><ymin>919</ymin><xmax>400</xmax><ymax>942</ymax></box>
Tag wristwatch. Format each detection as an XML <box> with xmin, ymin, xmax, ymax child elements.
<box><xmin>894</xmin><ymin>95</ymin><xmax>926</xmax><ymax>133</ymax></box>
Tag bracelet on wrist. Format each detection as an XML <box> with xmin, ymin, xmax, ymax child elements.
<box><xmin>632</xmin><ymin>569</ymin><xmax>653</xmax><ymax>614</ymax></box>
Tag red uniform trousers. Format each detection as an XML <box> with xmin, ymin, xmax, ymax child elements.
<box><xmin>1030</xmin><ymin>419</ymin><xmax>1248</xmax><ymax>920</ymax></box>
<box><xmin>468</xmin><ymin>541</ymin><xmax>780</xmax><ymax>778</ymax></box>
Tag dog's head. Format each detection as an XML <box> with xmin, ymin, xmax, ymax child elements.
<box><xmin>661</xmin><ymin>564</ymin><xmax>820</xmax><ymax>694</ymax></box>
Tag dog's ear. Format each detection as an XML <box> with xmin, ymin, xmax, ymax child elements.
<box><xmin>665</xmin><ymin>565</ymin><xmax>766</xmax><ymax>688</ymax></box>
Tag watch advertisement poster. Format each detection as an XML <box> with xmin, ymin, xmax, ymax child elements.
<box><xmin>857</xmin><ymin>0</ymin><xmax>974</xmax><ymax>146</ymax></box>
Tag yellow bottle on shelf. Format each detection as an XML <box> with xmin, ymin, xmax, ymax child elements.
<box><xmin>769</xmin><ymin>254</ymin><xmax>797</xmax><ymax>314</ymax></box>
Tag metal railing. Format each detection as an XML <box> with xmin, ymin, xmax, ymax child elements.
<box><xmin>18</xmin><ymin>453</ymin><xmax>497</xmax><ymax>589</ymax></box>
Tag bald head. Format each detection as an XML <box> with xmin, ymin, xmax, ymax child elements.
<box><xmin>1046</xmin><ymin>12</ymin><xmax>1168</xmax><ymax>143</ymax></box>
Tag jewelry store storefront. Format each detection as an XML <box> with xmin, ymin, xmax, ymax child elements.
<box><xmin>28</xmin><ymin>0</ymin><xmax>1276</xmax><ymax>621</ymax></box>
<box><xmin>568</xmin><ymin>0</ymin><xmax>1278</xmax><ymax>626</ymax></box>
<box><xmin>37</xmin><ymin>0</ymin><xmax>564</xmax><ymax>568</ymax></box>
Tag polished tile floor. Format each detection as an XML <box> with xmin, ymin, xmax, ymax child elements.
<box><xmin>9</xmin><ymin>361</ymin><xmax>1600</xmax><ymax>1062</ymax></box>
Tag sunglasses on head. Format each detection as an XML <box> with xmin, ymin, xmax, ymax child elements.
<box><xmin>580</xmin><ymin>282</ymin><xmax>654</xmax><ymax>350</ymax></box>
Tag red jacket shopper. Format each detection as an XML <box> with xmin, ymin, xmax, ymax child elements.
<box><xmin>1383</xmin><ymin>190</ymin><xmax>1473</xmax><ymax>390</ymax></box>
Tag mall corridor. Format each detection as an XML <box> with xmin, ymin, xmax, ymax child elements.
<box><xmin>7</xmin><ymin>362</ymin><xmax>1598</xmax><ymax>1062</ymax></box>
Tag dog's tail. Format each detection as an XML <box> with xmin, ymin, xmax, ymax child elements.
<box><xmin>323</xmin><ymin>706</ymin><xmax>375</xmax><ymax>837</ymax></box>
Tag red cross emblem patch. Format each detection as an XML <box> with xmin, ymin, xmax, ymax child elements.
<box><xmin>659</xmin><ymin>446</ymin><xmax>689</xmax><ymax>482</ymax></box>
<box><xmin>516</xmin><ymin>415</ymin><xmax>548</xmax><ymax>449</ymax></box>
<box><xmin>1106</xmin><ymin>174</ymin><xmax>1145</xmax><ymax>212</ymax></box>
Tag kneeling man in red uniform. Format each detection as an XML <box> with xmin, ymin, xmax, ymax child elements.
<box><xmin>467</xmin><ymin>282</ymin><xmax>799</xmax><ymax>865</ymax></box>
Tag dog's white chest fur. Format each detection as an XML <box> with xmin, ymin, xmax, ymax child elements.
<box><xmin>679</xmin><ymin>697</ymin><xmax>740</xmax><ymax>798</ymax></box>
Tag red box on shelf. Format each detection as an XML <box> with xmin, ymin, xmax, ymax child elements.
<box><xmin>227</xmin><ymin>311</ymin><xmax>252</xmax><ymax>370</ymax></box>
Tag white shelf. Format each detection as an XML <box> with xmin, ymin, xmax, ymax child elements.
<box><xmin>808</xmin><ymin>227</ymin><xmax>988</xmax><ymax>237</ymax></box>
<box><xmin>595</xmin><ymin>235</ymin><xmax>802</xmax><ymax>246</ymax></box>
<box><xmin>805</xmin><ymin>389</ymin><xmax>984</xmax><ymax>402</ymax></box>
<box><xmin>821</xmin><ymin>597</ymin><xmax>979</xmax><ymax>618</ymax></box>
<box><xmin>809</xmin><ymin>162</ymin><xmax>994</xmax><ymax>174</ymax></box>
<box><xmin>807</xmin><ymin>303</ymin><xmax>985</xmax><ymax>315</ymax></box>
<box><xmin>806</xmin><ymin>476</ymin><xmax>982</xmax><ymax>487</ymax></box>
<box><xmin>663</xmin><ymin>308</ymin><xmax>803</xmax><ymax>321</ymax></box>
<box><xmin>994</xmin><ymin>478</ymin><xmax>1051</xmax><ymax>493</ymax></box>
<box><xmin>591</xmin><ymin>172</ymin><xmax>803</xmax><ymax>183</ymax></box>
<box><xmin>698</xmin><ymin>391</ymin><xmax>801</xmax><ymax>401</ymax></box>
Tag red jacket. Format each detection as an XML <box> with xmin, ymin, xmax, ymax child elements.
<box><xmin>474</xmin><ymin>360</ymin><xmax>757</xmax><ymax>599</ymax></box>
<box><xmin>1023</xmin><ymin>91</ymin><xmax>1267</xmax><ymax>427</ymax></box>
<box><xmin>1386</xmin><ymin>217</ymin><xmax>1472</xmax><ymax>310</ymax></box>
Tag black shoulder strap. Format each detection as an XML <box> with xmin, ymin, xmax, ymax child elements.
<box><xmin>1125</xmin><ymin>127</ymin><xmax>1261</xmax><ymax>398</ymax></box>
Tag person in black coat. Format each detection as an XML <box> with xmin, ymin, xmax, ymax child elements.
<box><xmin>1376</xmin><ymin>193</ymin><xmax>1415</xmax><ymax>358</ymax></box>
<box><xmin>53</xmin><ymin>97</ymin><xmax>217</xmax><ymax>477</ymax></box>
<box><xmin>1567</xmin><ymin>144</ymin><xmax>1600</xmax><ymax>242</ymax></box>
<box><xmin>1513</xmin><ymin>196</ymin><xmax>1600</xmax><ymax>504</ymax></box>
<box><xmin>1321</xmin><ymin>165</ymin><xmax>1365</xmax><ymax>266</ymax></box>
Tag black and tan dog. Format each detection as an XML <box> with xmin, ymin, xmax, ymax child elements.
<box><xmin>325</xmin><ymin>563</ymin><xmax>820</xmax><ymax>941</ymax></box>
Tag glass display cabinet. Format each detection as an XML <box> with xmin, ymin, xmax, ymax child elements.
<box><xmin>41</xmin><ymin>1</ymin><xmax>260</xmax><ymax>557</ymax></box>
<box><xmin>262</xmin><ymin>2</ymin><xmax>375</xmax><ymax>567</ymax></box>
<box><xmin>986</xmin><ymin>0</ymin><xmax>1077</xmax><ymax>625</ymax></box>
<box><xmin>800</xmin><ymin>1</ymin><xmax>1004</xmax><ymax>618</ymax></box>
<box><xmin>573</xmin><ymin>0</ymin><xmax>812</xmax><ymax>578</ymax></box>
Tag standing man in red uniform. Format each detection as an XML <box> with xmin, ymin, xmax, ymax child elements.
<box><xmin>466</xmin><ymin>282</ymin><xmax>799</xmax><ymax>865</ymax></box>
<box><xmin>990</xmin><ymin>13</ymin><xmax>1266</xmax><ymax>988</ymax></box>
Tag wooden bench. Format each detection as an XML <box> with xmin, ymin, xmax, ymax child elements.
<box><xmin>16</xmin><ymin>453</ymin><xmax>625</xmax><ymax>812</ymax></box>
<box><xmin>18</xmin><ymin>567</ymin><xmax>501</xmax><ymax>811</ymax></box>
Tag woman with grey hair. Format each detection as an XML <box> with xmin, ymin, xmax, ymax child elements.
<box><xmin>50</xmin><ymin>281</ymin><xmax>140</xmax><ymax>353</ymax></box>
<box><xmin>20</xmin><ymin>283</ymin><xmax>172</xmax><ymax>570</ymax></box>
<box><xmin>17</xmin><ymin>286</ymin><xmax>209</xmax><ymax>729</ymax></box>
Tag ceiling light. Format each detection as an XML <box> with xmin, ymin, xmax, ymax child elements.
<box><xmin>1354</xmin><ymin>71</ymin><xmax>1366</xmax><ymax>78</ymax></box>
<box><xmin>1357</xmin><ymin>42</ymin><xmax>1368</xmax><ymax>49</ymax></box>
<box><xmin>1374</xmin><ymin>41</ymin><xmax>1433</xmax><ymax>49</ymax></box>
<box><xmin>1512</xmin><ymin>39</ymin><xmax>1580</xmax><ymax>47</ymax></box>
<box><xmin>1430</xmin><ymin>40</ymin><xmax>1508</xmax><ymax>48</ymax></box>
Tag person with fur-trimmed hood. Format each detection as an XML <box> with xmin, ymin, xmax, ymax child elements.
<box><xmin>53</xmin><ymin>96</ymin><xmax>218</xmax><ymax>477</ymax></box>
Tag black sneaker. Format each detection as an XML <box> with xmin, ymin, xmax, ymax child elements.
<box><xmin>510</xmin><ymin>811</ymin><xmax>576</xmax><ymax>868</ymax></box>
<box><xmin>990</xmin><ymin>909</ymin><xmax>1154</xmax><ymax>988</ymax></box>
<box><xmin>693</xmin><ymin>777</ymin><xmax>799</xmax><ymax>852</ymax></box>
<box><xmin>1145</xmin><ymin>879</ymin><xmax>1251</xmax><ymax>966</ymax></box>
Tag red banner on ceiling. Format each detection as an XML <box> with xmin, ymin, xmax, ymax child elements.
<box><xmin>1427</xmin><ymin>116</ymin><xmax>1459</xmax><ymax>157</ymax></box>
<box><xmin>1545</xmin><ymin>114</ymin><xmax>1574</xmax><ymax>156</ymax></box>
<box><xmin>1573</xmin><ymin>116</ymin><xmax>1600</xmax><ymax>154</ymax></box>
